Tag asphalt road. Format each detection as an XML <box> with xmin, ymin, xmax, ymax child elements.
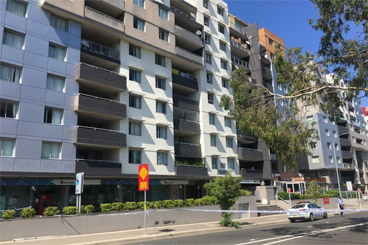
<box><xmin>128</xmin><ymin>212</ymin><xmax>368</xmax><ymax>245</ymax></box>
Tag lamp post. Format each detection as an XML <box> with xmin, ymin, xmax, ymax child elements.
<box><xmin>333</xmin><ymin>132</ymin><xmax>349</xmax><ymax>197</ymax></box>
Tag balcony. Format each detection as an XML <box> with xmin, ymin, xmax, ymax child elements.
<box><xmin>338</xmin><ymin>126</ymin><xmax>349</xmax><ymax>135</ymax></box>
<box><xmin>261</xmin><ymin>52</ymin><xmax>271</xmax><ymax>65</ymax></box>
<box><xmin>75</xmin><ymin>126</ymin><xmax>126</xmax><ymax>148</ymax></box>
<box><xmin>173</xmin><ymin>94</ymin><xmax>199</xmax><ymax>111</ymax></box>
<box><xmin>172</xmin><ymin>70</ymin><xmax>198</xmax><ymax>92</ymax></box>
<box><xmin>342</xmin><ymin>150</ymin><xmax>353</xmax><ymax>159</ymax></box>
<box><xmin>85</xmin><ymin>0</ymin><xmax>125</xmax><ymax>17</ymax></box>
<box><xmin>175</xmin><ymin>165</ymin><xmax>208</xmax><ymax>178</ymax></box>
<box><xmin>75</xmin><ymin>93</ymin><xmax>126</xmax><ymax>119</ymax></box>
<box><xmin>81</xmin><ymin>39</ymin><xmax>120</xmax><ymax>64</ymax></box>
<box><xmin>175</xmin><ymin>25</ymin><xmax>203</xmax><ymax>48</ymax></box>
<box><xmin>339</xmin><ymin>138</ymin><xmax>351</xmax><ymax>146</ymax></box>
<box><xmin>75</xmin><ymin>159</ymin><xmax>122</xmax><ymax>176</ymax></box>
<box><xmin>238</xmin><ymin>148</ymin><xmax>264</xmax><ymax>162</ymax></box>
<box><xmin>174</xmin><ymin>118</ymin><xmax>200</xmax><ymax>134</ymax></box>
<box><xmin>170</xmin><ymin>6</ymin><xmax>202</xmax><ymax>33</ymax></box>
<box><xmin>263</xmin><ymin>81</ymin><xmax>273</xmax><ymax>92</ymax></box>
<box><xmin>262</xmin><ymin>65</ymin><xmax>272</xmax><ymax>80</ymax></box>
<box><xmin>241</xmin><ymin>168</ymin><xmax>263</xmax><ymax>180</ymax></box>
<box><xmin>174</xmin><ymin>142</ymin><xmax>202</xmax><ymax>158</ymax></box>
<box><xmin>84</xmin><ymin>6</ymin><xmax>124</xmax><ymax>33</ymax></box>
<box><xmin>230</xmin><ymin>40</ymin><xmax>250</xmax><ymax>58</ymax></box>
<box><xmin>343</xmin><ymin>163</ymin><xmax>353</xmax><ymax>170</ymax></box>
<box><xmin>175</xmin><ymin>46</ymin><xmax>203</xmax><ymax>65</ymax></box>
<box><xmin>76</xmin><ymin>63</ymin><xmax>126</xmax><ymax>91</ymax></box>
<box><xmin>231</xmin><ymin>56</ymin><xmax>250</xmax><ymax>71</ymax></box>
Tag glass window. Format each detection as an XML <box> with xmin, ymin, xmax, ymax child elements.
<box><xmin>129</xmin><ymin>94</ymin><xmax>142</xmax><ymax>109</ymax></box>
<box><xmin>6</xmin><ymin>0</ymin><xmax>27</xmax><ymax>17</ymax></box>
<box><xmin>269</xmin><ymin>38</ymin><xmax>274</xmax><ymax>46</ymax></box>
<box><xmin>205</xmin><ymin>52</ymin><xmax>212</xmax><ymax>64</ymax></box>
<box><xmin>129</xmin><ymin>121</ymin><xmax>142</xmax><ymax>136</ymax></box>
<box><xmin>44</xmin><ymin>107</ymin><xmax>63</xmax><ymax>125</ymax></box>
<box><xmin>0</xmin><ymin>99</ymin><xmax>18</xmax><ymax>119</ymax></box>
<box><xmin>225</xmin><ymin>117</ymin><xmax>231</xmax><ymax>128</ymax></box>
<box><xmin>133</xmin><ymin>17</ymin><xmax>145</xmax><ymax>31</ymax></box>
<box><xmin>211</xmin><ymin>156</ymin><xmax>217</xmax><ymax>169</ymax></box>
<box><xmin>159</xmin><ymin>6</ymin><xmax>168</xmax><ymax>20</ymax></box>
<box><xmin>205</xmin><ymin>34</ymin><xmax>211</xmax><ymax>45</ymax></box>
<box><xmin>203</xmin><ymin>0</ymin><xmax>208</xmax><ymax>8</ymax></box>
<box><xmin>312</xmin><ymin>156</ymin><xmax>320</xmax><ymax>163</ymax></box>
<box><xmin>156</xmin><ymin>101</ymin><xmax>166</xmax><ymax>114</ymax></box>
<box><xmin>306</xmin><ymin>116</ymin><xmax>313</xmax><ymax>123</ymax></box>
<box><xmin>129</xmin><ymin>68</ymin><xmax>142</xmax><ymax>83</ymax></box>
<box><xmin>210</xmin><ymin>134</ymin><xmax>217</xmax><ymax>147</ymax></box>
<box><xmin>226</xmin><ymin>137</ymin><xmax>233</xmax><ymax>148</ymax></box>
<box><xmin>327</xmin><ymin>142</ymin><xmax>332</xmax><ymax>149</ymax></box>
<box><xmin>157</xmin><ymin>151</ymin><xmax>168</xmax><ymax>165</ymax></box>
<box><xmin>133</xmin><ymin>0</ymin><xmax>145</xmax><ymax>8</ymax></box>
<box><xmin>204</xmin><ymin>16</ymin><xmax>209</xmax><ymax>26</ymax></box>
<box><xmin>50</xmin><ymin>14</ymin><xmax>68</xmax><ymax>32</ymax></box>
<box><xmin>222</xmin><ymin>78</ymin><xmax>229</xmax><ymax>88</ymax></box>
<box><xmin>333</xmin><ymin>130</ymin><xmax>337</xmax><ymax>137</ymax></box>
<box><xmin>156</xmin><ymin>125</ymin><xmax>167</xmax><ymax>139</ymax></box>
<box><xmin>49</xmin><ymin>43</ymin><xmax>66</xmax><ymax>61</ymax></box>
<box><xmin>129</xmin><ymin>44</ymin><xmax>141</xmax><ymax>58</ymax></box>
<box><xmin>0</xmin><ymin>63</ymin><xmax>21</xmax><ymax>83</ymax></box>
<box><xmin>159</xmin><ymin>28</ymin><xmax>169</xmax><ymax>42</ymax></box>
<box><xmin>335</xmin><ymin>144</ymin><xmax>339</xmax><ymax>150</ymax></box>
<box><xmin>208</xmin><ymin>92</ymin><xmax>214</xmax><ymax>104</ymax></box>
<box><xmin>219</xmin><ymin>41</ymin><xmax>226</xmax><ymax>52</ymax></box>
<box><xmin>218</xmin><ymin>24</ymin><xmax>225</xmax><ymax>34</ymax></box>
<box><xmin>155</xmin><ymin>53</ymin><xmax>166</xmax><ymax>66</ymax></box>
<box><xmin>129</xmin><ymin>149</ymin><xmax>141</xmax><ymax>164</ymax></box>
<box><xmin>329</xmin><ymin>156</ymin><xmax>333</xmax><ymax>163</ymax></box>
<box><xmin>209</xmin><ymin>113</ymin><xmax>215</xmax><ymax>125</ymax></box>
<box><xmin>217</xmin><ymin>6</ymin><xmax>224</xmax><ymax>16</ymax></box>
<box><xmin>221</xmin><ymin>59</ymin><xmax>227</xmax><ymax>70</ymax></box>
<box><xmin>207</xmin><ymin>72</ymin><xmax>213</xmax><ymax>84</ymax></box>
<box><xmin>325</xmin><ymin>129</ymin><xmax>330</xmax><ymax>136</ymax></box>
<box><xmin>228</xmin><ymin>158</ymin><xmax>235</xmax><ymax>170</ymax></box>
<box><xmin>46</xmin><ymin>74</ymin><xmax>65</xmax><ymax>92</ymax></box>
<box><xmin>41</xmin><ymin>142</ymin><xmax>61</xmax><ymax>159</ymax></box>
<box><xmin>3</xmin><ymin>29</ymin><xmax>24</xmax><ymax>49</ymax></box>
<box><xmin>0</xmin><ymin>138</ymin><xmax>15</xmax><ymax>157</ymax></box>
<box><xmin>156</xmin><ymin>76</ymin><xmax>166</xmax><ymax>90</ymax></box>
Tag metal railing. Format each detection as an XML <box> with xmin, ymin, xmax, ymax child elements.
<box><xmin>172</xmin><ymin>68</ymin><xmax>196</xmax><ymax>80</ymax></box>
<box><xmin>238</xmin><ymin>147</ymin><xmax>262</xmax><ymax>152</ymax></box>
<box><xmin>170</xmin><ymin>6</ymin><xmax>195</xmax><ymax>21</ymax></box>
<box><xmin>79</xmin><ymin>62</ymin><xmax>122</xmax><ymax>76</ymax></box>
<box><xmin>78</xmin><ymin>93</ymin><xmax>123</xmax><ymax>104</ymax></box>
<box><xmin>230</xmin><ymin>40</ymin><xmax>248</xmax><ymax>52</ymax></box>
<box><xmin>343</xmin><ymin>163</ymin><xmax>353</xmax><ymax>169</ymax></box>
<box><xmin>176</xmin><ymin>46</ymin><xmax>202</xmax><ymax>58</ymax></box>
<box><xmin>85</xmin><ymin>6</ymin><xmax>124</xmax><ymax>24</ymax></box>
<box><xmin>81</xmin><ymin>39</ymin><xmax>120</xmax><ymax>60</ymax></box>
<box><xmin>76</xmin><ymin>125</ymin><xmax>125</xmax><ymax>134</ymax></box>
<box><xmin>231</xmin><ymin>56</ymin><xmax>249</xmax><ymax>68</ymax></box>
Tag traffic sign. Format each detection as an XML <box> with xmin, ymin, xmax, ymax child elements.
<box><xmin>357</xmin><ymin>188</ymin><xmax>361</xmax><ymax>193</ymax></box>
<box><xmin>138</xmin><ymin>164</ymin><xmax>149</xmax><ymax>191</ymax></box>
<box><xmin>75</xmin><ymin>172</ymin><xmax>84</xmax><ymax>194</ymax></box>
<box><xmin>287</xmin><ymin>188</ymin><xmax>291</xmax><ymax>193</ymax></box>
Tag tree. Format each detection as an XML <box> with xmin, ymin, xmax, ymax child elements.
<box><xmin>306</xmin><ymin>181</ymin><xmax>322</xmax><ymax>203</ymax></box>
<box><xmin>204</xmin><ymin>172</ymin><xmax>242</xmax><ymax>227</ymax></box>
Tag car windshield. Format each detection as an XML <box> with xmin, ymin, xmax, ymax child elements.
<box><xmin>291</xmin><ymin>204</ymin><xmax>306</xmax><ymax>209</ymax></box>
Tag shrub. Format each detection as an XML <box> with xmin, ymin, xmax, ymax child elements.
<box><xmin>83</xmin><ymin>205</ymin><xmax>95</xmax><ymax>214</ymax></box>
<box><xmin>137</xmin><ymin>201</ymin><xmax>144</xmax><ymax>209</ymax></box>
<box><xmin>63</xmin><ymin>206</ymin><xmax>77</xmax><ymax>215</ymax></box>
<box><xmin>43</xmin><ymin>207</ymin><xmax>60</xmax><ymax>216</ymax></box>
<box><xmin>240</xmin><ymin>189</ymin><xmax>253</xmax><ymax>196</ymax></box>
<box><xmin>277</xmin><ymin>192</ymin><xmax>301</xmax><ymax>200</ymax></box>
<box><xmin>124</xmin><ymin>202</ymin><xmax>137</xmax><ymax>210</ymax></box>
<box><xmin>111</xmin><ymin>202</ymin><xmax>124</xmax><ymax>211</ymax></box>
<box><xmin>151</xmin><ymin>201</ymin><xmax>162</xmax><ymax>209</ymax></box>
<box><xmin>20</xmin><ymin>208</ymin><xmax>36</xmax><ymax>218</ymax></box>
<box><xmin>2</xmin><ymin>210</ymin><xmax>16</xmax><ymax>219</ymax></box>
<box><xmin>325</xmin><ymin>190</ymin><xmax>339</xmax><ymax>197</ymax></box>
<box><xmin>185</xmin><ymin>198</ymin><xmax>195</xmax><ymax>206</ymax></box>
<box><xmin>173</xmin><ymin>199</ymin><xmax>184</xmax><ymax>207</ymax></box>
<box><xmin>162</xmin><ymin>199</ymin><xmax>175</xmax><ymax>208</ymax></box>
<box><xmin>194</xmin><ymin>198</ymin><xmax>202</xmax><ymax>206</ymax></box>
<box><xmin>100</xmin><ymin>203</ymin><xmax>112</xmax><ymax>212</ymax></box>
<box><xmin>200</xmin><ymin>196</ymin><xmax>215</xmax><ymax>205</ymax></box>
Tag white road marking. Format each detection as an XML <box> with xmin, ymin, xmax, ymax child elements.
<box><xmin>234</xmin><ymin>235</ymin><xmax>294</xmax><ymax>245</ymax></box>
<box><xmin>307</xmin><ymin>225</ymin><xmax>313</xmax><ymax>227</ymax></box>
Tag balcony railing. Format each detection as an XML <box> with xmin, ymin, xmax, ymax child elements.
<box><xmin>172</xmin><ymin>68</ymin><xmax>196</xmax><ymax>80</ymax></box>
<box><xmin>171</xmin><ymin>6</ymin><xmax>195</xmax><ymax>21</ymax></box>
<box><xmin>85</xmin><ymin>6</ymin><xmax>124</xmax><ymax>24</ymax></box>
<box><xmin>75</xmin><ymin>159</ymin><xmax>122</xmax><ymax>175</ymax></box>
<box><xmin>81</xmin><ymin>38</ymin><xmax>119</xmax><ymax>60</ymax></box>
<box><xmin>174</xmin><ymin>142</ymin><xmax>202</xmax><ymax>158</ymax></box>
<box><xmin>231</xmin><ymin>56</ymin><xmax>249</xmax><ymax>68</ymax></box>
<box><xmin>343</xmin><ymin>163</ymin><xmax>353</xmax><ymax>169</ymax></box>
<box><xmin>231</xmin><ymin>40</ymin><xmax>248</xmax><ymax>52</ymax></box>
<box><xmin>75</xmin><ymin>125</ymin><xmax>126</xmax><ymax>148</ymax></box>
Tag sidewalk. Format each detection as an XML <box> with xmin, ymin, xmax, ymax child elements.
<box><xmin>0</xmin><ymin>214</ymin><xmax>288</xmax><ymax>245</ymax></box>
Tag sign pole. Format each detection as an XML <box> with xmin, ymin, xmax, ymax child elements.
<box><xmin>138</xmin><ymin>164</ymin><xmax>149</xmax><ymax>236</ymax></box>
<box><xmin>75</xmin><ymin>172</ymin><xmax>84</xmax><ymax>214</ymax></box>
<box><xmin>287</xmin><ymin>188</ymin><xmax>291</xmax><ymax>209</ymax></box>
<box><xmin>144</xmin><ymin>190</ymin><xmax>147</xmax><ymax>236</ymax></box>
<box><xmin>358</xmin><ymin>188</ymin><xmax>362</xmax><ymax>210</ymax></box>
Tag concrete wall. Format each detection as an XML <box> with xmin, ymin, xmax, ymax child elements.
<box><xmin>271</xmin><ymin>197</ymin><xmax>339</xmax><ymax>211</ymax></box>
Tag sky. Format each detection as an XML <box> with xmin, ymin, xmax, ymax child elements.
<box><xmin>226</xmin><ymin>0</ymin><xmax>368</xmax><ymax>108</ymax></box>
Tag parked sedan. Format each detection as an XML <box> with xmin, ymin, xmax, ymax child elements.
<box><xmin>287</xmin><ymin>203</ymin><xmax>327</xmax><ymax>222</ymax></box>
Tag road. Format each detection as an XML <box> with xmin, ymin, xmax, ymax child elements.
<box><xmin>128</xmin><ymin>212</ymin><xmax>368</xmax><ymax>245</ymax></box>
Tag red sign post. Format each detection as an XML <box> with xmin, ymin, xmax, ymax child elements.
<box><xmin>323</xmin><ymin>197</ymin><xmax>330</xmax><ymax>205</ymax></box>
<box><xmin>138</xmin><ymin>164</ymin><xmax>149</xmax><ymax>235</ymax></box>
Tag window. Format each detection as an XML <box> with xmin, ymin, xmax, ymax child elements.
<box><xmin>129</xmin><ymin>149</ymin><xmax>141</xmax><ymax>164</ymax></box>
<box><xmin>217</xmin><ymin>6</ymin><xmax>224</xmax><ymax>16</ymax></box>
<box><xmin>156</xmin><ymin>125</ymin><xmax>167</xmax><ymax>139</ymax></box>
<box><xmin>129</xmin><ymin>121</ymin><xmax>142</xmax><ymax>136</ymax></box>
<box><xmin>335</xmin><ymin>144</ymin><xmax>339</xmax><ymax>150</ymax></box>
<box><xmin>224</xmin><ymin>117</ymin><xmax>231</xmax><ymax>128</ymax></box>
<box><xmin>323</xmin><ymin>116</ymin><xmax>328</xmax><ymax>123</ymax></box>
<box><xmin>219</xmin><ymin>41</ymin><xmax>226</xmax><ymax>52</ymax></box>
<box><xmin>6</xmin><ymin>0</ymin><xmax>27</xmax><ymax>17</ymax></box>
<box><xmin>0</xmin><ymin>99</ymin><xmax>18</xmax><ymax>118</ymax></box>
<box><xmin>222</xmin><ymin>78</ymin><xmax>229</xmax><ymax>88</ymax></box>
<box><xmin>129</xmin><ymin>94</ymin><xmax>142</xmax><ymax>109</ymax></box>
<box><xmin>48</xmin><ymin>43</ymin><xmax>66</xmax><ymax>61</ymax></box>
<box><xmin>156</xmin><ymin>76</ymin><xmax>166</xmax><ymax>90</ymax></box>
<box><xmin>204</xmin><ymin>16</ymin><xmax>209</xmax><ymax>26</ymax></box>
<box><xmin>41</xmin><ymin>142</ymin><xmax>61</xmax><ymax>159</ymax></box>
<box><xmin>157</xmin><ymin>151</ymin><xmax>168</xmax><ymax>165</ymax></box>
<box><xmin>46</xmin><ymin>74</ymin><xmax>65</xmax><ymax>92</ymax></box>
<box><xmin>220</xmin><ymin>59</ymin><xmax>227</xmax><ymax>70</ymax></box>
<box><xmin>206</xmin><ymin>72</ymin><xmax>213</xmax><ymax>84</ymax></box>
<box><xmin>228</xmin><ymin>158</ymin><xmax>235</xmax><ymax>170</ymax></box>
<box><xmin>0</xmin><ymin>138</ymin><xmax>15</xmax><ymax>157</ymax></box>
<box><xmin>203</xmin><ymin>0</ymin><xmax>208</xmax><ymax>8</ymax></box>
<box><xmin>129</xmin><ymin>44</ymin><xmax>141</xmax><ymax>58</ymax></box>
<box><xmin>325</xmin><ymin>129</ymin><xmax>330</xmax><ymax>136</ymax></box>
<box><xmin>327</xmin><ymin>142</ymin><xmax>332</xmax><ymax>149</ymax></box>
<box><xmin>44</xmin><ymin>107</ymin><xmax>62</xmax><ymax>124</ymax></box>
<box><xmin>329</xmin><ymin>156</ymin><xmax>333</xmax><ymax>163</ymax></box>
<box><xmin>271</xmin><ymin>53</ymin><xmax>275</xmax><ymax>60</ymax></box>
<box><xmin>337</xmin><ymin>157</ymin><xmax>341</xmax><ymax>163</ymax></box>
<box><xmin>156</xmin><ymin>101</ymin><xmax>166</xmax><ymax>114</ymax></box>
<box><xmin>205</xmin><ymin>34</ymin><xmax>211</xmax><ymax>45</ymax></box>
<box><xmin>208</xmin><ymin>92</ymin><xmax>214</xmax><ymax>104</ymax></box>
<box><xmin>333</xmin><ymin>130</ymin><xmax>337</xmax><ymax>137</ymax></box>
<box><xmin>129</xmin><ymin>68</ymin><xmax>142</xmax><ymax>83</ymax></box>
<box><xmin>50</xmin><ymin>15</ymin><xmax>68</xmax><ymax>32</ymax></box>
<box><xmin>133</xmin><ymin>0</ymin><xmax>145</xmax><ymax>8</ymax></box>
<box><xmin>211</xmin><ymin>156</ymin><xmax>217</xmax><ymax>169</ymax></box>
<box><xmin>3</xmin><ymin>29</ymin><xmax>24</xmax><ymax>49</ymax></box>
<box><xmin>268</xmin><ymin>38</ymin><xmax>274</xmax><ymax>46</ymax></box>
<box><xmin>312</xmin><ymin>156</ymin><xmax>320</xmax><ymax>163</ymax></box>
<box><xmin>205</xmin><ymin>52</ymin><xmax>212</xmax><ymax>64</ymax></box>
<box><xmin>218</xmin><ymin>23</ymin><xmax>225</xmax><ymax>34</ymax></box>
<box><xmin>210</xmin><ymin>134</ymin><xmax>217</xmax><ymax>147</ymax></box>
<box><xmin>209</xmin><ymin>113</ymin><xmax>215</xmax><ymax>125</ymax></box>
<box><xmin>0</xmin><ymin>63</ymin><xmax>21</xmax><ymax>83</ymax></box>
<box><xmin>133</xmin><ymin>17</ymin><xmax>145</xmax><ymax>31</ymax></box>
<box><xmin>306</xmin><ymin>116</ymin><xmax>313</xmax><ymax>123</ymax></box>
<box><xmin>159</xmin><ymin>28</ymin><xmax>169</xmax><ymax>42</ymax></box>
<box><xmin>226</xmin><ymin>137</ymin><xmax>233</xmax><ymax>148</ymax></box>
<box><xmin>158</xmin><ymin>6</ymin><xmax>168</xmax><ymax>19</ymax></box>
<box><xmin>155</xmin><ymin>53</ymin><xmax>166</xmax><ymax>67</ymax></box>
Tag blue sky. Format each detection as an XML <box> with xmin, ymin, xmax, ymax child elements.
<box><xmin>227</xmin><ymin>0</ymin><xmax>367</xmax><ymax>108</ymax></box>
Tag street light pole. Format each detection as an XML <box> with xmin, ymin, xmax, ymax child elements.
<box><xmin>333</xmin><ymin>132</ymin><xmax>349</xmax><ymax>197</ymax></box>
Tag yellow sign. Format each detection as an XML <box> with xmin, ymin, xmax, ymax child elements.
<box><xmin>139</xmin><ymin>166</ymin><xmax>148</xmax><ymax>180</ymax></box>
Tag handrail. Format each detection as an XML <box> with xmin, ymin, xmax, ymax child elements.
<box><xmin>172</xmin><ymin>69</ymin><xmax>196</xmax><ymax>80</ymax></box>
<box><xmin>176</xmin><ymin>46</ymin><xmax>202</xmax><ymax>58</ymax></box>
<box><xmin>79</xmin><ymin>62</ymin><xmax>122</xmax><ymax>76</ymax></box>
<box><xmin>170</xmin><ymin>6</ymin><xmax>195</xmax><ymax>21</ymax></box>
<box><xmin>175</xmin><ymin>25</ymin><xmax>199</xmax><ymax>39</ymax></box>
<box><xmin>173</xmin><ymin>93</ymin><xmax>199</xmax><ymax>103</ymax></box>
<box><xmin>78</xmin><ymin>93</ymin><xmax>123</xmax><ymax>104</ymax></box>
<box><xmin>77</xmin><ymin>125</ymin><xmax>125</xmax><ymax>134</ymax></box>
<box><xmin>276</xmin><ymin>194</ymin><xmax>290</xmax><ymax>205</ymax></box>
<box><xmin>230</xmin><ymin>40</ymin><xmax>248</xmax><ymax>51</ymax></box>
<box><xmin>238</xmin><ymin>147</ymin><xmax>262</xmax><ymax>152</ymax></box>
<box><xmin>231</xmin><ymin>55</ymin><xmax>249</xmax><ymax>68</ymax></box>
<box><xmin>76</xmin><ymin>158</ymin><xmax>122</xmax><ymax>164</ymax></box>
<box><xmin>81</xmin><ymin>38</ymin><xmax>120</xmax><ymax>60</ymax></box>
<box><xmin>174</xmin><ymin>141</ymin><xmax>200</xmax><ymax>147</ymax></box>
<box><xmin>85</xmin><ymin>6</ymin><xmax>124</xmax><ymax>24</ymax></box>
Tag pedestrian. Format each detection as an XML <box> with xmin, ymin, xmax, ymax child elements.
<box><xmin>338</xmin><ymin>196</ymin><xmax>344</xmax><ymax>216</ymax></box>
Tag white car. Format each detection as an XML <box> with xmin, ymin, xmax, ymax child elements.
<box><xmin>287</xmin><ymin>202</ymin><xmax>327</xmax><ymax>222</ymax></box>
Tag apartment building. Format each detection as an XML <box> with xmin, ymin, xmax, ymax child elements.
<box><xmin>298</xmin><ymin>73</ymin><xmax>368</xmax><ymax>192</ymax></box>
<box><xmin>0</xmin><ymin>0</ymin><xmax>248</xmax><ymax>212</ymax></box>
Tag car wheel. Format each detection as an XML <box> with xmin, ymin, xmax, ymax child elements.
<box><xmin>323</xmin><ymin>212</ymin><xmax>328</xmax><ymax>219</ymax></box>
<box><xmin>289</xmin><ymin>219</ymin><xmax>295</xmax><ymax>223</ymax></box>
<box><xmin>309</xmin><ymin>213</ymin><xmax>314</xmax><ymax>221</ymax></box>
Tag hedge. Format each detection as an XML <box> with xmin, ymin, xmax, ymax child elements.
<box><xmin>63</xmin><ymin>206</ymin><xmax>77</xmax><ymax>215</ymax></box>
<box><xmin>43</xmin><ymin>207</ymin><xmax>60</xmax><ymax>216</ymax></box>
<box><xmin>2</xmin><ymin>210</ymin><xmax>16</xmax><ymax>219</ymax></box>
<box><xmin>20</xmin><ymin>208</ymin><xmax>36</xmax><ymax>218</ymax></box>
<box><xmin>277</xmin><ymin>191</ymin><xmax>340</xmax><ymax>200</ymax></box>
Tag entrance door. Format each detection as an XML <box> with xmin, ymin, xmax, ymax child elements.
<box><xmin>39</xmin><ymin>194</ymin><xmax>53</xmax><ymax>215</ymax></box>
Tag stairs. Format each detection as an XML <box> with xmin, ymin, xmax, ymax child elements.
<box><xmin>256</xmin><ymin>204</ymin><xmax>284</xmax><ymax>216</ymax></box>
